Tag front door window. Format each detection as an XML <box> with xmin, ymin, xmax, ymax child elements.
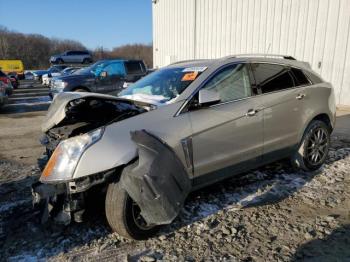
<box><xmin>202</xmin><ymin>64</ymin><xmax>251</xmax><ymax>103</ymax></box>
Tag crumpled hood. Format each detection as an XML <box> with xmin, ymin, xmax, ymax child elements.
<box><xmin>120</xmin><ymin>93</ymin><xmax>168</xmax><ymax>106</ymax></box>
<box><xmin>42</xmin><ymin>92</ymin><xmax>126</xmax><ymax>132</ymax></box>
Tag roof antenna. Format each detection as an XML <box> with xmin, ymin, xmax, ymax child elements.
<box><xmin>266</xmin><ymin>43</ymin><xmax>271</xmax><ymax>55</ymax></box>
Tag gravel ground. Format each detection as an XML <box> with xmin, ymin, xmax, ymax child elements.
<box><xmin>0</xmin><ymin>132</ymin><xmax>349</xmax><ymax>262</ymax></box>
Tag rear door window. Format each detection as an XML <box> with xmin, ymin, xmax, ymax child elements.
<box><xmin>291</xmin><ymin>68</ymin><xmax>310</xmax><ymax>86</ymax></box>
<box><xmin>251</xmin><ymin>63</ymin><xmax>295</xmax><ymax>94</ymax></box>
<box><xmin>75</xmin><ymin>51</ymin><xmax>88</xmax><ymax>55</ymax></box>
<box><xmin>125</xmin><ymin>61</ymin><xmax>144</xmax><ymax>74</ymax></box>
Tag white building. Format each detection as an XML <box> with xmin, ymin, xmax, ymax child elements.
<box><xmin>152</xmin><ymin>0</ymin><xmax>350</xmax><ymax>106</ymax></box>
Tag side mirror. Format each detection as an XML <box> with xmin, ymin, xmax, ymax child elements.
<box><xmin>100</xmin><ymin>71</ymin><xmax>108</xmax><ymax>78</ymax></box>
<box><xmin>198</xmin><ymin>89</ymin><xmax>221</xmax><ymax>107</ymax></box>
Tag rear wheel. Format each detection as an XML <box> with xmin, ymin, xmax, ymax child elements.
<box><xmin>57</xmin><ymin>58</ymin><xmax>64</xmax><ymax>64</ymax></box>
<box><xmin>105</xmin><ymin>181</ymin><xmax>159</xmax><ymax>240</ymax></box>
<box><xmin>82</xmin><ymin>58</ymin><xmax>91</xmax><ymax>64</ymax></box>
<box><xmin>291</xmin><ymin>120</ymin><xmax>330</xmax><ymax>171</ymax></box>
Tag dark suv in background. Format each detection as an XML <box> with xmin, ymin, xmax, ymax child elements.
<box><xmin>50</xmin><ymin>50</ymin><xmax>93</xmax><ymax>64</ymax></box>
<box><xmin>50</xmin><ymin>59</ymin><xmax>147</xmax><ymax>97</ymax></box>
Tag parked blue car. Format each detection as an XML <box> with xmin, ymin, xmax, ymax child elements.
<box><xmin>49</xmin><ymin>59</ymin><xmax>147</xmax><ymax>97</ymax></box>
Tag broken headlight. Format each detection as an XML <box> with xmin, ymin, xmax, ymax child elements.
<box><xmin>40</xmin><ymin>128</ymin><xmax>104</xmax><ymax>182</ymax></box>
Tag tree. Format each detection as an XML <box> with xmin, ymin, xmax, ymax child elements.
<box><xmin>0</xmin><ymin>26</ymin><xmax>154</xmax><ymax>69</ymax></box>
<box><xmin>109</xmin><ymin>44</ymin><xmax>153</xmax><ymax>68</ymax></box>
<box><xmin>0</xmin><ymin>26</ymin><xmax>86</xmax><ymax>69</ymax></box>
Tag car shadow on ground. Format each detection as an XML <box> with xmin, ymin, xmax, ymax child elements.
<box><xmin>161</xmin><ymin>117</ymin><xmax>350</xmax><ymax>235</ymax></box>
<box><xmin>291</xmin><ymin>224</ymin><xmax>350</xmax><ymax>261</ymax></box>
<box><xmin>1</xmin><ymin>142</ymin><xmax>349</xmax><ymax>260</ymax></box>
<box><xmin>161</xmin><ymin>159</ymin><xmax>322</xmax><ymax>234</ymax></box>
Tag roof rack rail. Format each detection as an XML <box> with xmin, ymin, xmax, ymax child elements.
<box><xmin>225</xmin><ymin>54</ymin><xmax>296</xmax><ymax>60</ymax></box>
<box><xmin>170</xmin><ymin>59</ymin><xmax>208</xmax><ymax>65</ymax></box>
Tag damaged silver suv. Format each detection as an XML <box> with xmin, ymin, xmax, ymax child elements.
<box><xmin>32</xmin><ymin>54</ymin><xmax>336</xmax><ymax>239</ymax></box>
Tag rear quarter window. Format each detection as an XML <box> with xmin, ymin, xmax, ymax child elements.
<box><xmin>125</xmin><ymin>61</ymin><xmax>144</xmax><ymax>74</ymax></box>
<box><xmin>291</xmin><ymin>68</ymin><xmax>311</xmax><ymax>86</ymax></box>
<box><xmin>304</xmin><ymin>71</ymin><xmax>323</xmax><ymax>84</ymax></box>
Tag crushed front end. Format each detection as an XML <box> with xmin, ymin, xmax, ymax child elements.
<box><xmin>32</xmin><ymin>92</ymin><xmax>147</xmax><ymax>224</ymax></box>
<box><xmin>32</xmin><ymin>168</ymin><xmax>116</xmax><ymax>225</ymax></box>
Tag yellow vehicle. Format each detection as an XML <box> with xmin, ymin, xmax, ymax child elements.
<box><xmin>0</xmin><ymin>60</ymin><xmax>24</xmax><ymax>79</ymax></box>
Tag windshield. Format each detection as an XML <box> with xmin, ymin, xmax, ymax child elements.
<box><xmin>73</xmin><ymin>61</ymin><xmax>107</xmax><ymax>75</ymax></box>
<box><xmin>119</xmin><ymin>67</ymin><xmax>206</xmax><ymax>105</ymax></box>
<box><xmin>48</xmin><ymin>67</ymin><xmax>59</xmax><ymax>72</ymax></box>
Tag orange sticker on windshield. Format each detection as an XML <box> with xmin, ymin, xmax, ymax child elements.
<box><xmin>182</xmin><ymin>71</ymin><xmax>198</xmax><ymax>81</ymax></box>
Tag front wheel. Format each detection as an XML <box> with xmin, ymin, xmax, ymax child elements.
<box><xmin>73</xmin><ymin>88</ymin><xmax>89</xmax><ymax>92</ymax></box>
<box><xmin>291</xmin><ymin>120</ymin><xmax>331</xmax><ymax>171</ymax></box>
<box><xmin>105</xmin><ymin>182</ymin><xmax>159</xmax><ymax>240</ymax></box>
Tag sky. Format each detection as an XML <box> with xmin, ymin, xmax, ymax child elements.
<box><xmin>0</xmin><ymin>0</ymin><xmax>152</xmax><ymax>50</ymax></box>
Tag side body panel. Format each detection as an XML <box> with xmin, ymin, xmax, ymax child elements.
<box><xmin>259</xmin><ymin>87</ymin><xmax>307</xmax><ymax>157</ymax></box>
<box><xmin>189</xmin><ymin>97</ymin><xmax>264</xmax><ymax>183</ymax></box>
<box><xmin>297</xmin><ymin>83</ymin><xmax>336</xmax><ymax>140</ymax></box>
<box><xmin>61</xmin><ymin>53</ymin><xmax>72</xmax><ymax>63</ymax></box>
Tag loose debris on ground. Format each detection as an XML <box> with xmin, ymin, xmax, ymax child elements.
<box><xmin>1</xmin><ymin>135</ymin><xmax>349</xmax><ymax>261</ymax></box>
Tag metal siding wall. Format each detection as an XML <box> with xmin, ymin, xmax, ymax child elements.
<box><xmin>152</xmin><ymin>0</ymin><xmax>195</xmax><ymax>67</ymax></box>
<box><xmin>153</xmin><ymin>0</ymin><xmax>350</xmax><ymax>105</ymax></box>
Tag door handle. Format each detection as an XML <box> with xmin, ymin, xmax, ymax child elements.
<box><xmin>246</xmin><ymin>109</ymin><xmax>258</xmax><ymax>117</ymax></box>
<box><xmin>296</xmin><ymin>93</ymin><xmax>306</xmax><ymax>100</ymax></box>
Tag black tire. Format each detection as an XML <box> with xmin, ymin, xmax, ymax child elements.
<box><xmin>73</xmin><ymin>88</ymin><xmax>88</xmax><ymax>92</ymax></box>
<box><xmin>105</xmin><ymin>181</ymin><xmax>159</xmax><ymax>240</ymax></box>
<box><xmin>82</xmin><ymin>58</ymin><xmax>90</xmax><ymax>64</ymax></box>
<box><xmin>57</xmin><ymin>58</ymin><xmax>64</xmax><ymax>64</ymax></box>
<box><xmin>291</xmin><ymin>120</ymin><xmax>331</xmax><ymax>171</ymax></box>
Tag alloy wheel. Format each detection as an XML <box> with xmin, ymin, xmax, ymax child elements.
<box><xmin>306</xmin><ymin>127</ymin><xmax>329</xmax><ymax>165</ymax></box>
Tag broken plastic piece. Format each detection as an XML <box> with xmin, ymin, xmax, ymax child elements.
<box><xmin>120</xmin><ymin>130</ymin><xmax>191</xmax><ymax>225</ymax></box>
